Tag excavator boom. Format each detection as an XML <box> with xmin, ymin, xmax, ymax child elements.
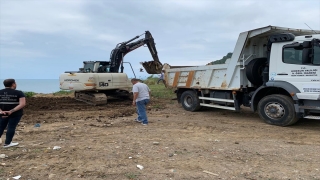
<box><xmin>109</xmin><ymin>31</ymin><xmax>162</xmax><ymax>74</ymax></box>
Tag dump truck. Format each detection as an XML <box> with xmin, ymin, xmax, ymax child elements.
<box><xmin>164</xmin><ymin>26</ymin><xmax>320</xmax><ymax>126</ymax></box>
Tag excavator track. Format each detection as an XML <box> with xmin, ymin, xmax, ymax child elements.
<box><xmin>75</xmin><ymin>92</ymin><xmax>107</xmax><ymax>106</ymax></box>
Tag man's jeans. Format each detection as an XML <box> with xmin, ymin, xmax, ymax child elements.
<box><xmin>0</xmin><ymin>116</ymin><xmax>22</xmax><ymax>144</ymax></box>
<box><xmin>136</xmin><ymin>99</ymin><xmax>150</xmax><ymax>124</ymax></box>
<box><xmin>157</xmin><ymin>79</ymin><xmax>164</xmax><ymax>84</ymax></box>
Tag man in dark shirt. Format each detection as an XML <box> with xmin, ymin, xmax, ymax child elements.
<box><xmin>0</xmin><ymin>79</ymin><xmax>26</xmax><ymax>148</ymax></box>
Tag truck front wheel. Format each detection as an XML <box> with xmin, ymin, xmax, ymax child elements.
<box><xmin>181</xmin><ymin>90</ymin><xmax>201</xmax><ymax>112</ymax></box>
<box><xmin>258</xmin><ymin>94</ymin><xmax>298</xmax><ymax>126</ymax></box>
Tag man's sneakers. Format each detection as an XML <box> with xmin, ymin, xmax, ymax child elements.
<box><xmin>134</xmin><ymin>119</ymin><xmax>148</xmax><ymax>125</ymax></box>
<box><xmin>3</xmin><ymin>142</ymin><xmax>19</xmax><ymax>148</ymax></box>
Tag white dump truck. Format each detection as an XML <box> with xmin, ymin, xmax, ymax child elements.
<box><xmin>164</xmin><ymin>26</ymin><xmax>320</xmax><ymax>126</ymax></box>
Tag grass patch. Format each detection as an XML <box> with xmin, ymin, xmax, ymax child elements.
<box><xmin>141</xmin><ymin>75</ymin><xmax>175</xmax><ymax>99</ymax></box>
<box><xmin>152</xmin><ymin>104</ymin><xmax>162</xmax><ymax>109</ymax></box>
<box><xmin>24</xmin><ymin>90</ymin><xmax>73</xmax><ymax>97</ymax></box>
<box><xmin>125</xmin><ymin>172</ymin><xmax>140</xmax><ymax>179</ymax></box>
<box><xmin>53</xmin><ymin>90</ymin><xmax>74</xmax><ymax>96</ymax></box>
<box><xmin>2</xmin><ymin>147</ymin><xmax>19</xmax><ymax>151</ymax></box>
<box><xmin>149</xmin><ymin>84</ymin><xmax>175</xmax><ymax>99</ymax></box>
<box><xmin>24</xmin><ymin>91</ymin><xmax>36</xmax><ymax>98</ymax></box>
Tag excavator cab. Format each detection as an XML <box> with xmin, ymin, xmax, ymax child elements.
<box><xmin>97</xmin><ymin>62</ymin><xmax>111</xmax><ymax>73</ymax></box>
<box><xmin>79</xmin><ymin>61</ymin><xmax>111</xmax><ymax>73</ymax></box>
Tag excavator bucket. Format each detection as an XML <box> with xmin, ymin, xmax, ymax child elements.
<box><xmin>141</xmin><ymin>60</ymin><xmax>163</xmax><ymax>74</ymax></box>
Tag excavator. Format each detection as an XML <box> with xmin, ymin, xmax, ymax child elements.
<box><xmin>59</xmin><ymin>31</ymin><xmax>163</xmax><ymax>105</ymax></box>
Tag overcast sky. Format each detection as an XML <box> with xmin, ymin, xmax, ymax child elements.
<box><xmin>0</xmin><ymin>0</ymin><xmax>320</xmax><ymax>79</ymax></box>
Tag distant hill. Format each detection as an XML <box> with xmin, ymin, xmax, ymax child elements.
<box><xmin>208</xmin><ymin>53</ymin><xmax>232</xmax><ymax>65</ymax></box>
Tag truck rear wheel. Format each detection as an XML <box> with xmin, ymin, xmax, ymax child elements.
<box><xmin>258</xmin><ymin>94</ymin><xmax>298</xmax><ymax>126</ymax></box>
<box><xmin>181</xmin><ymin>90</ymin><xmax>201</xmax><ymax>111</ymax></box>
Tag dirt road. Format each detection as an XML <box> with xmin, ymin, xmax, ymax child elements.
<box><xmin>1</xmin><ymin>96</ymin><xmax>320</xmax><ymax>180</ymax></box>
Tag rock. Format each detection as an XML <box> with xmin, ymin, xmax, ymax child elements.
<box><xmin>0</xmin><ymin>154</ymin><xmax>6</xmax><ymax>158</ymax></box>
<box><xmin>168</xmin><ymin>153</ymin><xmax>174</xmax><ymax>157</ymax></box>
<box><xmin>137</xmin><ymin>164</ymin><xmax>144</xmax><ymax>170</ymax></box>
<box><xmin>235</xmin><ymin>142</ymin><xmax>239</xmax><ymax>144</ymax></box>
<box><xmin>12</xmin><ymin>175</ymin><xmax>21</xmax><ymax>179</ymax></box>
<box><xmin>48</xmin><ymin>174</ymin><xmax>56</xmax><ymax>179</ymax></box>
<box><xmin>59</xmin><ymin>115</ymin><xmax>65</xmax><ymax>118</ymax></box>
<box><xmin>153</xmin><ymin>142</ymin><xmax>160</xmax><ymax>145</ymax></box>
<box><xmin>53</xmin><ymin>146</ymin><xmax>61</xmax><ymax>150</ymax></box>
<box><xmin>166</xmin><ymin>115</ymin><xmax>169</xmax><ymax>118</ymax></box>
<box><xmin>0</xmin><ymin>163</ymin><xmax>5</xmax><ymax>166</ymax></box>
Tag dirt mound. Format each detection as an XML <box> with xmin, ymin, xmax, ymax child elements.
<box><xmin>2</xmin><ymin>95</ymin><xmax>320</xmax><ymax>179</ymax></box>
<box><xmin>23</xmin><ymin>97</ymin><xmax>136</xmax><ymax>124</ymax></box>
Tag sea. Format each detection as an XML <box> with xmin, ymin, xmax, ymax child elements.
<box><xmin>0</xmin><ymin>79</ymin><xmax>60</xmax><ymax>94</ymax></box>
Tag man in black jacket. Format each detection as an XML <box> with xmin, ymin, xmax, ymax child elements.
<box><xmin>0</xmin><ymin>79</ymin><xmax>26</xmax><ymax>148</ymax></box>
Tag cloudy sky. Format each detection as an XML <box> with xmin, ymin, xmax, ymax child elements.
<box><xmin>0</xmin><ymin>0</ymin><xmax>319</xmax><ymax>79</ymax></box>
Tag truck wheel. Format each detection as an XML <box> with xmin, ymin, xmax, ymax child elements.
<box><xmin>258</xmin><ymin>94</ymin><xmax>298</xmax><ymax>126</ymax></box>
<box><xmin>246</xmin><ymin>58</ymin><xmax>267</xmax><ymax>86</ymax></box>
<box><xmin>181</xmin><ymin>90</ymin><xmax>201</xmax><ymax>111</ymax></box>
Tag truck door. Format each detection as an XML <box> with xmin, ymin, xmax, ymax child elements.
<box><xmin>269</xmin><ymin>40</ymin><xmax>320</xmax><ymax>93</ymax></box>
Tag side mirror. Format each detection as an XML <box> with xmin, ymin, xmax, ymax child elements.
<box><xmin>302</xmin><ymin>41</ymin><xmax>311</xmax><ymax>48</ymax></box>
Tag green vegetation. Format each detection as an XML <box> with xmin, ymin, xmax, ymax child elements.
<box><xmin>24</xmin><ymin>90</ymin><xmax>73</xmax><ymax>97</ymax></box>
<box><xmin>53</xmin><ymin>90</ymin><xmax>74</xmax><ymax>96</ymax></box>
<box><xmin>24</xmin><ymin>91</ymin><xmax>36</xmax><ymax>98</ymax></box>
<box><xmin>142</xmin><ymin>75</ymin><xmax>175</xmax><ymax>99</ymax></box>
<box><xmin>142</xmin><ymin>74</ymin><xmax>156</xmax><ymax>85</ymax></box>
<box><xmin>125</xmin><ymin>172</ymin><xmax>140</xmax><ymax>179</ymax></box>
<box><xmin>208</xmin><ymin>52</ymin><xmax>233</xmax><ymax>65</ymax></box>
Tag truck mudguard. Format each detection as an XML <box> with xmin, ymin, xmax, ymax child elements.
<box><xmin>250</xmin><ymin>81</ymin><xmax>301</xmax><ymax>111</ymax></box>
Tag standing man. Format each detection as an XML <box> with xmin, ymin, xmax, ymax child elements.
<box><xmin>0</xmin><ymin>79</ymin><xmax>26</xmax><ymax>148</ymax></box>
<box><xmin>157</xmin><ymin>70</ymin><xmax>165</xmax><ymax>84</ymax></box>
<box><xmin>131</xmin><ymin>78</ymin><xmax>150</xmax><ymax>125</ymax></box>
